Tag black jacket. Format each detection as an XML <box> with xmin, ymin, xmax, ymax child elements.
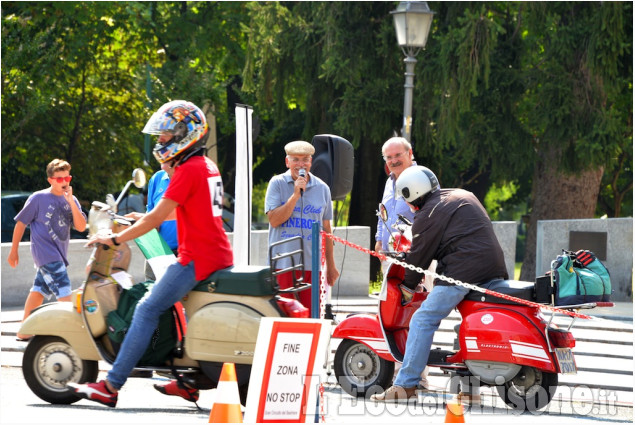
<box><xmin>403</xmin><ymin>188</ymin><xmax>508</xmax><ymax>289</ymax></box>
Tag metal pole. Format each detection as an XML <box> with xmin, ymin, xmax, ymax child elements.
<box><xmin>144</xmin><ymin>0</ymin><xmax>154</xmax><ymax>165</ymax></box>
<box><xmin>144</xmin><ymin>63</ymin><xmax>152</xmax><ymax>165</ymax></box>
<box><xmin>311</xmin><ymin>221</ymin><xmax>320</xmax><ymax>318</ymax></box>
<box><xmin>401</xmin><ymin>55</ymin><xmax>417</xmax><ymax>143</ymax></box>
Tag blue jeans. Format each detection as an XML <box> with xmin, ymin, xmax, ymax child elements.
<box><xmin>107</xmin><ymin>261</ymin><xmax>197</xmax><ymax>389</ymax></box>
<box><xmin>394</xmin><ymin>284</ymin><xmax>470</xmax><ymax>388</ymax></box>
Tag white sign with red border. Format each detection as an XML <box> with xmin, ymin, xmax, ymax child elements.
<box><xmin>244</xmin><ymin>318</ymin><xmax>331</xmax><ymax>423</ymax></box>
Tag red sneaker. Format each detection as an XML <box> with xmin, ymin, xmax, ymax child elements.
<box><xmin>153</xmin><ymin>379</ymin><xmax>199</xmax><ymax>403</ymax></box>
<box><xmin>67</xmin><ymin>380</ymin><xmax>118</xmax><ymax>407</ymax></box>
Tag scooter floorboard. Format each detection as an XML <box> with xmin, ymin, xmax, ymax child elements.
<box><xmin>427</xmin><ymin>348</ymin><xmax>456</xmax><ymax>364</ymax></box>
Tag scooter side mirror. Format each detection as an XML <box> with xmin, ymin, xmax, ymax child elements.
<box><xmin>376</xmin><ymin>203</ymin><xmax>395</xmax><ymax>250</ymax></box>
<box><xmin>378</xmin><ymin>203</ymin><xmax>388</xmax><ymax>222</ymax></box>
<box><xmin>114</xmin><ymin>169</ymin><xmax>147</xmax><ymax>208</ymax></box>
<box><xmin>132</xmin><ymin>168</ymin><xmax>146</xmax><ymax>189</ymax></box>
<box><xmin>105</xmin><ymin>194</ymin><xmax>117</xmax><ymax>211</ymax></box>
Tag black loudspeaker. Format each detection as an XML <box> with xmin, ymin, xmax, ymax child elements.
<box><xmin>310</xmin><ymin>134</ymin><xmax>354</xmax><ymax>201</ymax></box>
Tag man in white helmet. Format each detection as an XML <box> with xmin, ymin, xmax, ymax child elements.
<box><xmin>371</xmin><ymin>165</ymin><xmax>508</xmax><ymax>402</ymax></box>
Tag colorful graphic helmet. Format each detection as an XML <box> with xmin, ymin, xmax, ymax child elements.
<box><xmin>143</xmin><ymin>100</ymin><xmax>208</xmax><ymax>164</ymax></box>
<box><xmin>396</xmin><ymin>165</ymin><xmax>440</xmax><ymax>207</ymax></box>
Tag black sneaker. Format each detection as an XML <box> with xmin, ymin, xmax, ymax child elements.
<box><xmin>324</xmin><ymin>303</ymin><xmax>335</xmax><ymax>320</ymax></box>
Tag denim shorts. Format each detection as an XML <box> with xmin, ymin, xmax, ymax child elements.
<box><xmin>32</xmin><ymin>261</ymin><xmax>72</xmax><ymax>300</ymax></box>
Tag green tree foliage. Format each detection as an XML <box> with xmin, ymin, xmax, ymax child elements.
<box><xmin>413</xmin><ymin>2</ymin><xmax>534</xmax><ymax>201</ymax></box>
<box><xmin>2</xmin><ymin>2</ymin><xmax>631</xmax><ymax>276</ymax></box>
<box><xmin>243</xmin><ymin>2</ymin><xmax>407</xmax><ymax>238</ymax></box>
<box><xmin>1</xmin><ymin>1</ymin><xmax>248</xmax><ymax>201</ymax></box>
<box><xmin>2</xmin><ymin>2</ymin><xmax>151</xmax><ymax>200</ymax></box>
<box><xmin>241</xmin><ymin>1</ymin><xmax>631</xmax><ymax>280</ymax></box>
<box><xmin>517</xmin><ymin>2</ymin><xmax>632</xmax><ymax>279</ymax></box>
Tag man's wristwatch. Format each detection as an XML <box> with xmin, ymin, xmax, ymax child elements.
<box><xmin>111</xmin><ymin>235</ymin><xmax>120</xmax><ymax>246</ymax></box>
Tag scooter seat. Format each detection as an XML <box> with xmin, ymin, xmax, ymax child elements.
<box><xmin>464</xmin><ymin>279</ymin><xmax>535</xmax><ymax>305</ymax></box>
<box><xmin>192</xmin><ymin>265</ymin><xmax>277</xmax><ymax>296</ymax></box>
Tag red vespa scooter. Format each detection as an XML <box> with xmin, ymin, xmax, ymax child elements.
<box><xmin>332</xmin><ymin>205</ymin><xmax>595</xmax><ymax>411</ymax></box>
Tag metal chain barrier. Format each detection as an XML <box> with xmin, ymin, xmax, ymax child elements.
<box><xmin>319</xmin><ymin>381</ymin><xmax>326</xmax><ymax>423</ymax></box>
<box><xmin>319</xmin><ymin>231</ymin><xmax>328</xmax><ymax>318</ymax></box>
<box><xmin>321</xmin><ymin>231</ymin><xmax>594</xmax><ymax>320</ymax></box>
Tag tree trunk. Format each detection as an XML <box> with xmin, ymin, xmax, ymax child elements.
<box><xmin>520</xmin><ymin>145</ymin><xmax>604</xmax><ymax>281</ymax></box>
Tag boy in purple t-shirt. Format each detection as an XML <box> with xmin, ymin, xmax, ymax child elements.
<box><xmin>7</xmin><ymin>159</ymin><xmax>87</xmax><ymax>340</ymax></box>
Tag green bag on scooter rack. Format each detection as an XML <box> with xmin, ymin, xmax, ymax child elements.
<box><xmin>106</xmin><ymin>281</ymin><xmax>183</xmax><ymax>366</ymax></box>
<box><xmin>550</xmin><ymin>250</ymin><xmax>612</xmax><ymax>305</ymax></box>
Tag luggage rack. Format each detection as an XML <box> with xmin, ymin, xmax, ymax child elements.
<box><xmin>269</xmin><ymin>236</ymin><xmax>311</xmax><ymax>295</ymax></box>
<box><xmin>544</xmin><ymin>301</ymin><xmax>615</xmax><ymax>343</ymax></box>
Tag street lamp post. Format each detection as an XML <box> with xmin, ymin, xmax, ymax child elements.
<box><xmin>391</xmin><ymin>1</ymin><xmax>435</xmax><ymax>143</ymax></box>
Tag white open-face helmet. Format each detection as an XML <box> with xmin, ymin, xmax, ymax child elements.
<box><xmin>396</xmin><ymin>165</ymin><xmax>440</xmax><ymax>207</ymax></box>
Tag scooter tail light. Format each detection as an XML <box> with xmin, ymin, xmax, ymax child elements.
<box><xmin>549</xmin><ymin>329</ymin><xmax>576</xmax><ymax>348</ymax></box>
<box><xmin>276</xmin><ymin>297</ymin><xmax>310</xmax><ymax>318</ymax></box>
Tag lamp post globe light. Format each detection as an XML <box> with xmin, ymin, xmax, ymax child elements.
<box><xmin>391</xmin><ymin>1</ymin><xmax>435</xmax><ymax>143</ymax></box>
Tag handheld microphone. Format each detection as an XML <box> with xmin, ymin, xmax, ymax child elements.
<box><xmin>298</xmin><ymin>168</ymin><xmax>306</xmax><ymax>195</ymax></box>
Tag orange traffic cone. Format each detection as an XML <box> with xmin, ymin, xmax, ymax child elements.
<box><xmin>208</xmin><ymin>363</ymin><xmax>243</xmax><ymax>423</ymax></box>
<box><xmin>444</xmin><ymin>399</ymin><xmax>465</xmax><ymax>423</ymax></box>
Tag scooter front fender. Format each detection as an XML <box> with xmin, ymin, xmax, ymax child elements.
<box><xmin>332</xmin><ymin>314</ymin><xmax>396</xmax><ymax>362</ymax></box>
<box><xmin>19</xmin><ymin>302</ymin><xmax>101</xmax><ymax>360</ymax></box>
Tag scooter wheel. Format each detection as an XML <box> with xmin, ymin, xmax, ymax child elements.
<box><xmin>22</xmin><ymin>336</ymin><xmax>99</xmax><ymax>404</ymax></box>
<box><xmin>333</xmin><ymin>339</ymin><xmax>394</xmax><ymax>398</ymax></box>
<box><xmin>496</xmin><ymin>366</ymin><xmax>558</xmax><ymax>411</ymax></box>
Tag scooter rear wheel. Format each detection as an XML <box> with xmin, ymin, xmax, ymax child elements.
<box><xmin>22</xmin><ymin>336</ymin><xmax>99</xmax><ymax>404</ymax></box>
<box><xmin>496</xmin><ymin>366</ymin><xmax>558</xmax><ymax>411</ymax></box>
<box><xmin>333</xmin><ymin>339</ymin><xmax>394</xmax><ymax>398</ymax></box>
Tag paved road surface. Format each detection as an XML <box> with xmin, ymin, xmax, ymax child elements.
<box><xmin>1</xmin><ymin>298</ymin><xmax>632</xmax><ymax>423</ymax></box>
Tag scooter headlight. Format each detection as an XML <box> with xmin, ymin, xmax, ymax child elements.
<box><xmin>88</xmin><ymin>203</ymin><xmax>113</xmax><ymax>236</ymax></box>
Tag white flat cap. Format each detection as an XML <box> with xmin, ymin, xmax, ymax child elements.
<box><xmin>284</xmin><ymin>141</ymin><xmax>315</xmax><ymax>156</ymax></box>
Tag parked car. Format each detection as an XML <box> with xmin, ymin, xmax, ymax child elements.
<box><xmin>2</xmin><ymin>191</ymin><xmax>31</xmax><ymax>243</ymax></box>
<box><xmin>1</xmin><ymin>191</ymin><xmax>89</xmax><ymax>243</ymax></box>
<box><xmin>2</xmin><ymin>190</ymin><xmax>254</xmax><ymax>242</ymax></box>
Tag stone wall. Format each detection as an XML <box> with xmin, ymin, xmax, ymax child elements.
<box><xmin>1</xmin><ymin>227</ymin><xmax>371</xmax><ymax>307</ymax></box>
<box><xmin>1</xmin><ymin>222</ymin><xmax>518</xmax><ymax>307</ymax></box>
<box><xmin>492</xmin><ymin>221</ymin><xmax>517</xmax><ymax>281</ymax></box>
<box><xmin>225</xmin><ymin>227</ymin><xmax>370</xmax><ymax>297</ymax></box>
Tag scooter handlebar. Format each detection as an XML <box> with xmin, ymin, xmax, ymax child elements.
<box><xmin>112</xmin><ymin>215</ymin><xmax>134</xmax><ymax>225</ymax></box>
<box><xmin>379</xmin><ymin>251</ymin><xmax>406</xmax><ymax>260</ymax></box>
<box><xmin>397</xmin><ymin>214</ymin><xmax>413</xmax><ymax>226</ymax></box>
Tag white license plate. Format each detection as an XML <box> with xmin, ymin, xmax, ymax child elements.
<box><xmin>555</xmin><ymin>347</ymin><xmax>577</xmax><ymax>374</ymax></box>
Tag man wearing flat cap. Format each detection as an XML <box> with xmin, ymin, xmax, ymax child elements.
<box><xmin>265</xmin><ymin>140</ymin><xmax>340</xmax><ymax>314</ymax></box>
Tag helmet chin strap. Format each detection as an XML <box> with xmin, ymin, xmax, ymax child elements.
<box><xmin>174</xmin><ymin>146</ymin><xmax>204</xmax><ymax>166</ymax></box>
<box><xmin>413</xmin><ymin>191</ymin><xmax>433</xmax><ymax>209</ymax></box>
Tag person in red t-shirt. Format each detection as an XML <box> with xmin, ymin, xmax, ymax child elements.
<box><xmin>70</xmin><ymin>101</ymin><xmax>233</xmax><ymax>408</ymax></box>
